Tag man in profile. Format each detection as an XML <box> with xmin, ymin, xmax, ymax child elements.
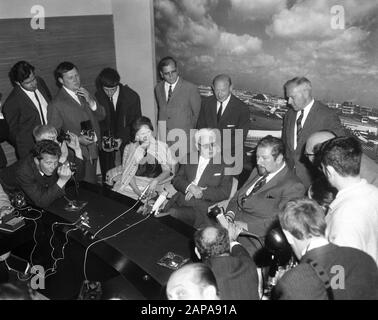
<box><xmin>282</xmin><ymin>77</ymin><xmax>344</xmax><ymax>188</ymax></box>
<box><xmin>155</xmin><ymin>56</ymin><xmax>201</xmax><ymax>152</ymax></box>
<box><xmin>194</xmin><ymin>225</ymin><xmax>259</xmax><ymax>300</ymax></box>
<box><xmin>274</xmin><ymin>198</ymin><xmax>378</xmax><ymax>300</ymax></box>
<box><xmin>3</xmin><ymin>61</ymin><xmax>51</xmax><ymax>159</ymax></box>
<box><xmin>48</xmin><ymin>61</ymin><xmax>105</xmax><ymax>183</ymax></box>
<box><xmin>166</xmin><ymin>263</ymin><xmax>220</xmax><ymax>300</ymax></box>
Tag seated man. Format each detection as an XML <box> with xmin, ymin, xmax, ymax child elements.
<box><xmin>166</xmin><ymin>262</ymin><xmax>220</xmax><ymax>300</ymax></box>
<box><xmin>194</xmin><ymin>225</ymin><xmax>259</xmax><ymax>300</ymax></box>
<box><xmin>273</xmin><ymin>198</ymin><xmax>378</xmax><ymax>300</ymax></box>
<box><xmin>164</xmin><ymin>128</ymin><xmax>232</xmax><ymax>229</ymax></box>
<box><xmin>225</xmin><ymin>135</ymin><xmax>305</xmax><ymax>257</ymax></box>
<box><xmin>32</xmin><ymin>124</ymin><xmax>84</xmax><ymax>180</ymax></box>
<box><xmin>0</xmin><ymin>140</ymin><xmax>72</xmax><ymax>208</ymax></box>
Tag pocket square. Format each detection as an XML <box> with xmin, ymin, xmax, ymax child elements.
<box><xmin>227</xmin><ymin>124</ymin><xmax>236</xmax><ymax>128</ymax></box>
<box><xmin>213</xmin><ymin>173</ymin><xmax>221</xmax><ymax>176</ymax></box>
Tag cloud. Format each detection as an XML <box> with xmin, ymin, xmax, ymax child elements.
<box><xmin>179</xmin><ymin>0</ymin><xmax>218</xmax><ymax>21</ymax></box>
<box><xmin>230</xmin><ymin>0</ymin><xmax>287</xmax><ymax>21</ymax></box>
<box><xmin>217</xmin><ymin>32</ymin><xmax>262</xmax><ymax>55</ymax></box>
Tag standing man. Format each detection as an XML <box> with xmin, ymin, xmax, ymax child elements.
<box><xmin>319</xmin><ymin>136</ymin><xmax>378</xmax><ymax>265</ymax></box>
<box><xmin>197</xmin><ymin>74</ymin><xmax>250</xmax><ymax>175</ymax></box>
<box><xmin>47</xmin><ymin>62</ymin><xmax>105</xmax><ymax>184</ymax></box>
<box><xmin>3</xmin><ymin>61</ymin><xmax>51</xmax><ymax>159</ymax></box>
<box><xmin>282</xmin><ymin>77</ymin><xmax>344</xmax><ymax>189</ymax></box>
<box><xmin>225</xmin><ymin>136</ymin><xmax>305</xmax><ymax>257</ymax></box>
<box><xmin>95</xmin><ymin>68</ymin><xmax>141</xmax><ymax>180</ymax></box>
<box><xmin>155</xmin><ymin>56</ymin><xmax>201</xmax><ymax>152</ymax></box>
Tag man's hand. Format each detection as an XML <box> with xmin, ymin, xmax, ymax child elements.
<box><xmin>78</xmin><ymin>134</ymin><xmax>95</xmax><ymax>146</ymax></box>
<box><xmin>114</xmin><ymin>138</ymin><xmax>122</xmax><ymax>150</ymax></box>
<box><xmin>59</xmin><ymin>141</ymin><xmax>69</xmax><ymax>163</ymax></box>
<box><xmin>57</xmin><ymin>163</ymin><xmax>72</xmax><ymax>186</ymax></box>
<box><xmin>187</xmin><ymin>184</ymin><xmax>203</xmax><ymax>199</ymax></box>
<box><xmin>76</xmin><ymin>87</ymin><xmax>96</xmax><ymax>107</ymax></box>
<box><xmin>67</xmin><ymin>132</ymin><xmax>83</xmax><ymax>159</ymax></box>
<box><xmin>148</xmin><ymin>179</ymin><xmax>159</xmax><ymax>195</ymax></box>
<box><xmin>227</xmin><ymin>222</ymin><xmax>243</xmax><ymax>242</ymax></box>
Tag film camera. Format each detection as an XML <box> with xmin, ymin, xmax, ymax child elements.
<box><xmin>57</xmin><ymin>130</ymin><xmax>71</xmax><ymax>143</ymax></box>
<box><xmin>102</xmin><ymin>136</ymin><xmax>119</xmax><ymax>152</ymax></box>
<box><xmin>80</xmin><ymin>120</ymin><xmax>95</xmax><ymax>141</ymax></box>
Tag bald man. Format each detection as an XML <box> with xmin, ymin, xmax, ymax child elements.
<box><xmin>166</xmin><ymin>263</ymin><xmax>220</xmax><ymax>300</ymax></box>
<box><xmin>194</xmin><ymin>226</ymin><xmax>259</xmax><ymax>300</ymax></box>
<box><xmin>305</xmin><ymin>130</ymin><xmax>378</xmax><ymax>188</ymax></box>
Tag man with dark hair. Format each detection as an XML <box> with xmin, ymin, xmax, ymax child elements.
<box><xmin>225</xmin><ymin>135</ymin><xmax>305</xmax><ymax>256</ymax></box>
<box><xmin>166</xmin><ymin>262</ymin><xmax>220</xmax><ymax>300</ymax></box>
<box><xmin>197</xmin><ymin>74</ymin><xmax>250</xmax><ymax>168</ymax></box>
<box><xmin>47</xmin><ymin>62</ymin><xmax>105</xmax><ymax>183</ymax></box>
<box><xmin>282</xmin><ymin>77</ymin><xmax>344</xmax><ymax>189</ymax></box>
<box><xmin>319</xmin><ymin>136</ymin><xmax>378</xmax><ymax>265</ymax></box>
<box><xmin>95</xmin><ymin>67</ymin><xmax>141</xmax><ymax>180</ymax></box>
<box><xmin>194</xmin><ymin>226</ymin><xmax>259</xmax><ymax>300</ymax></box>
<box><xmin>305</xmin><ymin>130</ymin><xmax>378</xmax><ymax>187</ymax></box>
<box><xmin>273</xmin><ymin>198</ymin><xmax>378</xmax><ymax>300</ymax></box>
<box><xmin>155</xmin><ymin>56</ymin><xmax>201</xmax><ymax>149</ymax></box>
<box><xmin>0</xmin><ymin>140</ymin><xmax>72</xmax><ymax>208</ymax></box>
<box><xmin>2</xmin><ymin>61</ymin><xmax>51</xmax><ymax>159</ymax></box>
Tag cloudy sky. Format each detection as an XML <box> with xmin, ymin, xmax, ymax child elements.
<box><xmin>154</xmin><ymin>0</ymin><xmax>378</xmax><ymax>108</ymax></box>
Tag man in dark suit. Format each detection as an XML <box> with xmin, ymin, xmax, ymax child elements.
<box><xmin>197</xmin><ymin>74</ymin><xmax>250</xmax><ymax>176</ymax></box>
<box><xmin>273</xmin><ymin>198</ymin><xmax>378</xmax><ymax>300</ymax></box>
<box><xmin>225</xmin><ymin>135</ymin><xmax>305</xmax><ymax>257</ymax></box>
<box><xmin>47</xmin><ymin>62</ymin><xmax>105</xmax><ymax>184</ymax></box>
<box><xmin>194</xmin><ymin>225</ymin><xmax>259</xmax><ymax>300</ymax></box>
<box><xmin>163</xmin><ymin>128</ymin><xmax>232</xmax><ymax>229</ymax></box>
<box><xmin>3</xmin><ymin>61</ymin><xmax>51</xmax><ymax>159</ymax></box>
<box><xmin>282</xmin><ymin>77</ymin><xmax>344</xmax><ymax>189</ymax></box>
<box><xmin>0</xmin><ymin>140</ymin><xmax>73</xmax><ymax>208</ymax></box>
<box><xmin>95</xmin><ymin>68</ymin><xmax>141</xmax><ymax>180</ymax></box>
<box><xmin>155</xmin><ymin>56</ymin><xmax>201</xmax><ymax>152</ymax></box>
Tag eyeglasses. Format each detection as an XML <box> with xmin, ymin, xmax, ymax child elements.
<box><xmin>162</xmin><ymin>70</ymin><xmax>177</xmax><ymax>77</ymax></box>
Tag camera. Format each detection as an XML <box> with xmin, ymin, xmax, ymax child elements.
<box><xmin>208</xmin><ymin>205</ymin><xmax>223</xmax><ymax>218</ymax></box>
<box><xmin>57</xmin><ymin>130</ymin><xmax>71</xmax><ymax>143</ymax></box>
<box><xmin>102</xmin><ymin>136</ymin><xmax>118</xmax><ymax>151</ymax></box>
<box><xmin>81</xmin><ymin>129</ymin><xmax>95</xmax><ymax>140</ymax></box>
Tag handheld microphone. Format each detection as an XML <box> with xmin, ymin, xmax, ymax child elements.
<box><xmin>151</xmin><ymin>191</ymin><xmax>168</xmax><ymax>216</ymax></box>
<box><xmin>138</xmin><ymin>184</ymin><xmax>150</xmax><ymax>201</ymax></box>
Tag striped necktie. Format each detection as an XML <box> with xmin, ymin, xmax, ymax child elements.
<box><xmin>296</xmin><ymin>110</ymin><xmax>304</xmax><ymax>141</ymax></box>
<box><xmin>167</xmin><ymin>85</ymin><xmax>173</xmax><ymax>103</ymax></box>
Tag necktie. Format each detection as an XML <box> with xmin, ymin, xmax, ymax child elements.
<box><xmin>167</xmin><ymin>85</ymin><xmax>173</xmax><ymax>103</ymax></box>
<box><xmin>77</xmin><ymin>94</ymin><xmax>86</xmax><ymax>106</ymax></box>
<box><xmin>217</xmin><ymin>102</ymin><xmax>223</xmax><ymax>123</ymax></box>
<box><xmin>241</xmin><ymin>174</ymin><xmax>268</xmax><ymax>205</ymax></box>
<box><xmin>110</xmin><ymin>96</ymin><xmax>115</xmax><ymax>109</ymax></box>
<box><xmin>34</xmin><ymin>92</ymin><xmax>46</xmax><ymax>125</ymax></box>
<box><xmin>296</xmin><ymin>110</ymin><xmax>304</xmax><ymax>141</ymax></box>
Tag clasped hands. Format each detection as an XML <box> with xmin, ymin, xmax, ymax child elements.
<box><xmin>185</xmin><ymin>183</ymin><xmax>207</xmax><ymax>201</ymax></box>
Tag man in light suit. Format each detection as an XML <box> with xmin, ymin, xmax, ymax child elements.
<box><xmin>282</xmin><ymin>77</ymin><xmax>344</xmax><ymax>189</ymax></box>
<box><xmin>197</xmin><ymin>74</ymin><xmax>250</xmax><ymax>176</ymax></box>
<box><xmin>225</xmin><ymin>135</ymin><xmax>305</xmax><ymax>257</ymax></box>
<box><xmin>47</xmin><ymin>62</ymin><xmax>105</xmax><ymax>184</ymax></box>
<box><xmin>3</xmin><ymin>61</ymin><xmax>51</xmax><ymax>159</ymax></box>
<box><xmin>155</xmin><ymin>56</ymin><xmax>201</xmax><ymax>153</ymax></box>
<box><xmin>162</xmin><ymin>128</ymin><xmax>232</xmax><ymax>229</ymax></box>
<box><xmin>194</xmin><ymin>225</ymin><xmax>259</xmax><ymax>300</ymax></box>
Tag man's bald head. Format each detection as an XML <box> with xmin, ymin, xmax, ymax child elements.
<box><xmin>194</xmin><ymin>226</ymin><xmax>230</xmax><ymax>260</ymax></box>
<box><xmin>166</xmin><ymin>263</ymin><xmax>219</xmax><ymax>300</ymax></box>
<box><xmin>305</xmin><ymin>131</ymin><xmax>336</xmax><ymax>163</ymax></box>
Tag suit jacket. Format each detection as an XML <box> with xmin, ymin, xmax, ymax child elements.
<box><xmin>227</xmin><ymin>165</ymin><xmax>305</xmax><ymax>237</ymax></box>
<box><xmin>282</xmin><ymin>101</ymin><xmax>344</xmax><ymax>188</ymax></box>
<box><xmin>0</xmin><ymin>119</ymin><xmax>9</xmax><ymax>168</ymax></box>
<box><xmin>206</xmin><ymin>243</ymin><xmax>259</xmax><ymax>300</ymax></box>
<box><xmin>3</xmin><ymin>77</ymin><xmax>51</xmax><ymax>159</ymax></box>
<box><xmin>0</xmin><ymin>154</ymin><xmax>84</xmax><ymax>208</ymax></box>
<box><xmin>197</xmin><ymin>94</ymin><xmax>250</xmax><ymax>166</ymax></box>
<box><xmin>47</xmin><ymin>88</ymin><xmax>105</xmax><ymax>160</ymax></box>
<box><xmin>95</xmin><ymin>83</ymin><xmax>141</xmax><ymax>147</ymax></box>
<box><xmin>273</xmin><ymin>243</ymin><xmax>378</xmax><ymax>300</ymax></box>
<box><xmin>169</xmin><ymin>155</ymin><xmax>232</xmax><ymax>215</ymax></box>
<box><xmin>155</xmin><ymin>77</ymin><xmax>201</xmax><ymax>140</ymax></box>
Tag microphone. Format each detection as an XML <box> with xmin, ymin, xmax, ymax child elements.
<box><xmin>151</xmin><ymin>191</ymin><xmax>168</xmax><ymax>216</ymax></box>
<box><xmin>138</xmin><ymin>184</ymin><xmax>150</xmax><ymax>201</ymax></box>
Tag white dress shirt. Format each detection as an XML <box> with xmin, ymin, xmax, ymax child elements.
<box><xmin>294</xmin><ymin>99</ymin><xmax>314</xmax><ymax>150</ymax></box>
<box><xmin>217</xmin><ymin>94</ymin><xmax>231</xmax><ymax>116</ymax></box>
<box><xmin>110</xmin><ymin>85</ymin><xmax>120</xmax><ymax>111</ymax></box>
<box><xmin>164</xmin><ymin>77</ymin><xmax>179</xmax><ymax>102</ymax></box>
<box><xmin>186</xmin><ymin>155</ymin><xmax>210</xmax><ymax>193</ymax></box>
<box><xmin>20</xmin><ymin>86</ymin><xmax>48</xmax><ymax>124</ymax></box>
